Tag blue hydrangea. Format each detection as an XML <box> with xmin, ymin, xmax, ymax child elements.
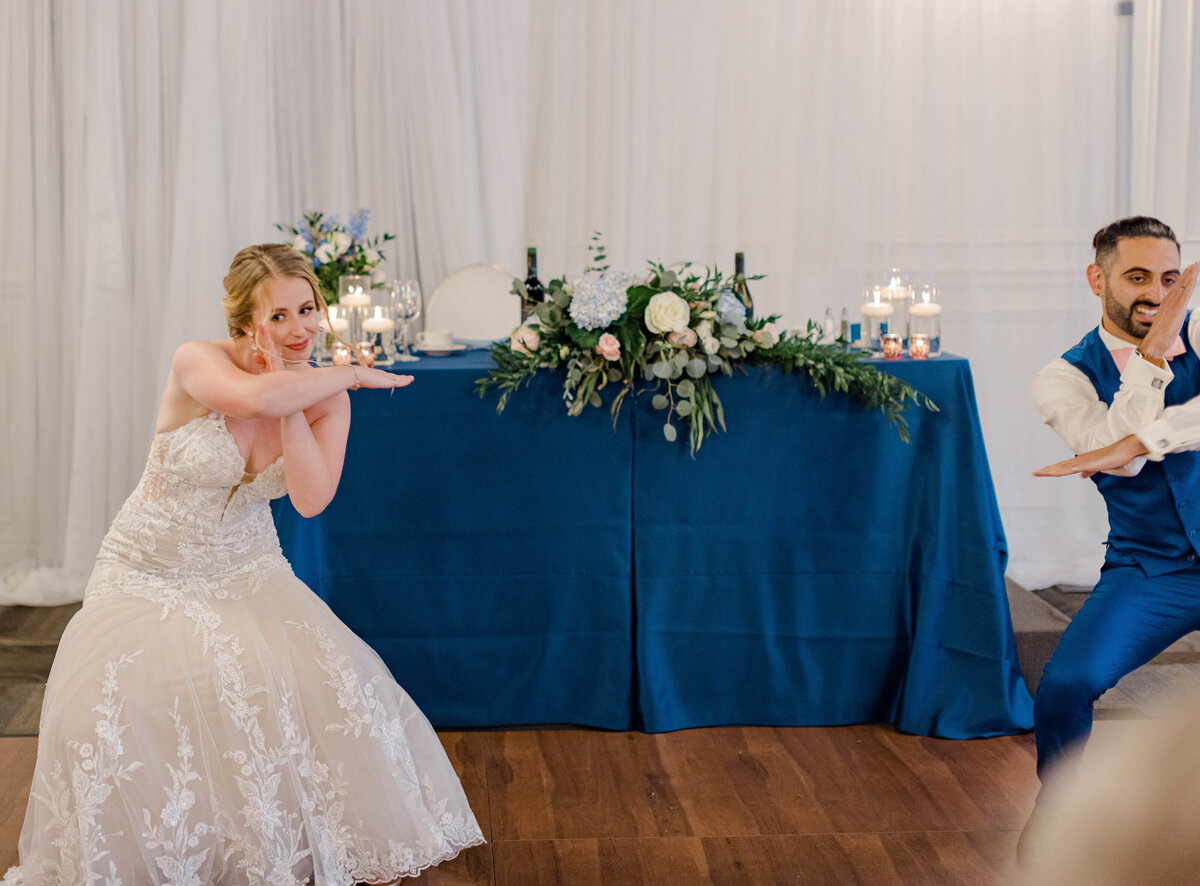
<box><xmin>718</xmin><ymin>289</ymin><xmax>747</xmax><ymax>323</ymax></box>
<box><xmin>568</xmin><ymin>270</ymin><xmax>635</xmax><ymax>330</ymax></box>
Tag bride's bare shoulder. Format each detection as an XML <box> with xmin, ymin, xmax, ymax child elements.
<box><xmin>173</xmin><ymin>338</ymin><xmax>235</xmax><ymax>367</ymax></box>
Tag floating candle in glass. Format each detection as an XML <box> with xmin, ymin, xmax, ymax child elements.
<box><xmin>909</xmin><ymin>285</ymin><xmax>941</xmax><ymax>356</ymax></box>
<box><xmin>861</xmin><ymin>286</ymin><xmax>894</xmax><ymax>349</ymax></box>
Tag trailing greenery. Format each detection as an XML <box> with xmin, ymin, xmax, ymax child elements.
<box><xmin>746</xmin><ymin>320</ymin><xmax>938</xmax><ymax>444</ymax></box>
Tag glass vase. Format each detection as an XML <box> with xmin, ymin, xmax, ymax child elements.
<box><xmin>909</xmin><ymin>285</ymin><xmax>941</xmax><ymax>356</ymax></box>
<box><xmin>860</xmin><ymin>286</ymin><xmax>893</xmax><ymax>350</ymax></box>
<box><xmin>338</xmin><ymin>275</ymin><xmax>372</xmax><ymax>347</ymax></box>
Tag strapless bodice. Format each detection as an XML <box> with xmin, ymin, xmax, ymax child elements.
<box><xmin>85</xmin><ymin>413</ymin><xmax>292</xmax><ymax>604</ymax></box>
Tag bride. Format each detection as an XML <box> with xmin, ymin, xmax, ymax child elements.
<box><xmin>3</xmin><ymin>244</ymin><xmax>484</xmax><ymax>885</ymax></box>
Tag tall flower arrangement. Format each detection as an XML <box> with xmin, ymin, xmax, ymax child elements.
<box><xmin>275</xmin><ymin>210</ymin><xmax>396</xmax><ymax>304</ymax></box>
<box><xmin>478</xmin><ymin>255</ymin><xmax>937</xmax><ymax>455</ymax></box>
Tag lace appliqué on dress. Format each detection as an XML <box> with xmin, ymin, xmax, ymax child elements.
<box><xmin>5</xmin><ymin>413</ymin><xmax>484</xmax><ymax>885</ymax></box>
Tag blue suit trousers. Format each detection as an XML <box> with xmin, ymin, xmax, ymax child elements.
<box><xmin>1035</xmin><ymin>553</ymin><xmax>1200</xmax><ymax>784</ymax></box>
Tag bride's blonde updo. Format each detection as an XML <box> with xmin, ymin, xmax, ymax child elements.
<box><xmin>223</xmin><ymin>243</ymin><xmax>327</xmax><ymax>339</ymax></box>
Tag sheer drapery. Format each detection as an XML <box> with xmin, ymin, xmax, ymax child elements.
<box><xmin>0</xmin><ymin>0</ymin><xmax>1186</xmax><ymax>603</ymax></box>
<box><xmin>0</xmin><ymin>0</ymin><xmax>527</xmax><ymax>604</ymax></box>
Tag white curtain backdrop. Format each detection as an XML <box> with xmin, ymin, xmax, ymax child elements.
<box><xmin>0</xmin><ymin>0</ymin><xmax>1190</xmax><ymax>603</ymax></box>
<box><xmin>0</xmin><ymin>0</ymin><xmax>528</xmax><ymax>604</ymax></box>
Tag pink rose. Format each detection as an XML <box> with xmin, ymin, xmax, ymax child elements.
<box><xmin>596</xmin><ymin>332</ymin><xmax>621</xmax><ymax>361</ymax></box>
<box><xmin>668</xmin><ymin>328</ymin><xmax>699</xmax><ymax>348</ymax></box>
<box><xmin>511</xmin><ymin>325</ymin><xmax>540</xmax><ymax>356</ymax></box>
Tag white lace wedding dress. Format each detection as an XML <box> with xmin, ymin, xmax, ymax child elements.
<box><xmin>3</xmin><ymin>413</ymin><xmax>484</xmax><ymax>885</ymax></box>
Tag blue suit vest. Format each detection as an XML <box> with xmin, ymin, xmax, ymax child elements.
<box><xmin>1063</xmin><ymin>318</ymin><xmax>1200</xmax><ymax>575</ymax></box>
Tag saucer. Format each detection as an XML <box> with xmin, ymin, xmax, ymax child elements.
<box><xmin>413</xmin><ymin>343</ymin><xmax>468</xmax><ymax>356</ymax></box>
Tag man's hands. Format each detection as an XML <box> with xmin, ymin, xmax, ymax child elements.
<box><xmin>1035</xmin><ymin>434</ymin><xmax>1148</xmax><ymax>478</ymax></box>
<box><xmin>1139</xmin><ymin>262</ymin><xmax>1200</xmax><ymax>362</ymax></box>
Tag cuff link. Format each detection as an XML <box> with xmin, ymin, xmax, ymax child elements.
<box><xmin>1152</xmin><ymin>377</ymin><xmax>1165</xmax><ymax>390</ymax></box>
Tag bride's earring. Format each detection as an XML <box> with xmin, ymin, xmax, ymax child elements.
<box><xmin>250</xmin><ymin>340</ymin><xmax>259</xmax><ymax>352</ymax></box>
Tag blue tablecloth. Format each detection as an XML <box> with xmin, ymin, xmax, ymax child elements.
<box><xmin>273</xmin><ymin>350</ymin><xmax>1033</xmax><ymax>736</ymax></box>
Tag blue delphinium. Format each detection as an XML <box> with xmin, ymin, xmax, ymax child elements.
<box><xmin>349</xmin><ymin>210</ymin><xmax>369</xmax><ymax>241</ymax></box>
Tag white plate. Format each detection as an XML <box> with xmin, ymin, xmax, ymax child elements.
<box><xmin>413</xmin><ymin>343</ymin><xmax>469</xmax><ymax>356</ymax></box>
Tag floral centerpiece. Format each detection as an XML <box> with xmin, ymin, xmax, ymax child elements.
<box><xmin>476</xmin><ymin>248</ymin><xmax>937</xmax><ymax>455</ymax></box>
<box><xmin>275</xmin><ymin>210</ymin><xmax>396</xmax><ymax>304</ymax></box>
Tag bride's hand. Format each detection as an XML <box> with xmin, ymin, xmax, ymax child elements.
<box><xmin>352</xmin><ymin>367</ymin><xmax>415</xmax><ymax>390</ymax></box>
<box><xmin>253</xmin><ymin>323</ymin><xmax>285</xmax><ymax>373</ymax></box>
<box><xmin>1035</xmin><ymin>434</ymin><xmax>1148</xmax><ymax>478</ymax></box>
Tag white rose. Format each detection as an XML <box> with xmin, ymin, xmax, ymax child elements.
<box><xmin>314</xmin><ymin>242</ymin><xmax>335</xmax><ymax>264</ymax></box>
<box><xmin>511</xmin><ymin>325</ymin><xmax>540</xmax><ymax>356</ymax></box>
<box><xmin>331</xmin><ymin>231</ymin><xmax>352</xmax><ymax>257</ymax></box>
<box><xmin>644</xmin><ymin>292</ymin><xmax>691</xmax><ymax>335</ymax></box>
<box><xmin>364</xmin><ymin>247</ymin><xmax>382</xmax><ymax>266</ymax></box>
<box><xmin>291</xmin><ymin>234</ymin><xmax>309</xmax><ymax>253</ymax></box>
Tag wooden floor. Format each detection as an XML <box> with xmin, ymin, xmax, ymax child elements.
<box><xmin>1</xmin><ymin>723</ymin><xmax>1041</xmax><ymax>885</ymax></box>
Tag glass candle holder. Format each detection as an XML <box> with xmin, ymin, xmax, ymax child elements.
<box><xmin>338</xmin><ymin>275</ymin><xmax>372</xmax><ymax>345</ymax></box>
<box><xmin>332</xmin><ymin>341</ymin><xmax>353</xmax><ymax>366</ymax></box>
<box><xmin>909</xmin><ymin>284</ymin><xmax>941</xmax><ymax>356</ymax></box>
<box><xmin>861</xmin><ymin>286</ymin><xmax>894</xmax><ymax>349</ymax></box>
<box><xmin>910</xmin><ymin>333</ymin><xmax>931</xmax><ymax>360</ymax></box>
<box><xmin>881</xmin><ymin>333</ymin><xmax>902</xmax><ymax>359</ymax></box>
<box><xmin>316</xmin><ymin>305</ymin><xmax>350</xmax><ymax>365</ymax></box>
<box><xmin>883</xmin><ymin>268</ymin><xmax>912</xmax><ymax>345</ymax></box>
<box><xmin>361</xmin><ymin>304</ymin><xmax>396</xmax><ymax>366</ymax></box>
<box><xmin>355</xmin><ymin>341</ymin><xmax>375</xmax><ymax>369</ymax></box>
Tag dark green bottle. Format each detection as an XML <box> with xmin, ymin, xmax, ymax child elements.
<box><xmin>522</xmin><ymin>247</ymin><xmax>545</xmax><ymax>322</ymax></box>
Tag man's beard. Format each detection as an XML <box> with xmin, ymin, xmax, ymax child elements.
<box><xmin>1104</xmin><ymin>289</ymin><xmax>1154</xmax><ymax>340</ymax></box>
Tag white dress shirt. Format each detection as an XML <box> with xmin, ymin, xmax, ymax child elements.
<box><xmin>1033</xmin><ymin>312</ymin><xmax>1200</xmax><ymax>477</ymax></box>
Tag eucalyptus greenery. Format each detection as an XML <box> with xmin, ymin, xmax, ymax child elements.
<box><xmin>477</xmin><ymin>257</ymin><xmax>937</xmax><ymax>455</ymax></box>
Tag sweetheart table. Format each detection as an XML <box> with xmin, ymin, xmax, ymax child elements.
<box><xmin>272</xmin><ymin>350</ymin><xmax>1033</xmax><ymax>737</ymax></box>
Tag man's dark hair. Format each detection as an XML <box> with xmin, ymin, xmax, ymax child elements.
<box><xmin>1093</xmin><ymin>216</ymin><xmax>1179</xmax><ymax>274</ymax></box>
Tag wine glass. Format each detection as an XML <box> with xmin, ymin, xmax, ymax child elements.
<box><xmin>392</xmin><ymin>279</ymin><xmax>423</xmax><ymax>362</ymax></box>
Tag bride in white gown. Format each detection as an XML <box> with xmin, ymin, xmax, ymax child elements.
<box><xmin>3</xmin><ymin>244</ymin><xmax>484</xmax><ymax>885</ymax></box>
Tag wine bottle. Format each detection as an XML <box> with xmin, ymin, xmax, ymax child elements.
<box><xmin>839</xmin><ymin>307</ymin><xmax>849</xmax><ymax>340</ymax></box>
<box><xmin>522</xmin><ymin>247</ymin><xmax>545</xmax><ymax>322</ymax></box>
<box><xmin>733</xmin><ymin>251</ymin><xmax>754</xmax><ymax>318</ymax></box>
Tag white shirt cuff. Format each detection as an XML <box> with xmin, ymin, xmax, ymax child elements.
<box><xmin>1137</xmin><ymin>419</ymin><xmax>1177</xmax><ymax>461</ymax></box>
<box><xmin>1121</xmin><ymin>351</ymin><xmax>1174</xmax><ymax>390</ymax></box>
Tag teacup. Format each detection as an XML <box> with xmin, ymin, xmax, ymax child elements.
<box><xmin>417</xmin><ymin>330</ymin><xmax>454</xmax><ymax>349</ymax></box>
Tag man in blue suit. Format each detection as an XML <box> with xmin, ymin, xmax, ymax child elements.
<box><xmin>1026</xmin><ymin>216</ymin><xmax>1199</xmax><ymax>853</ymax></box>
